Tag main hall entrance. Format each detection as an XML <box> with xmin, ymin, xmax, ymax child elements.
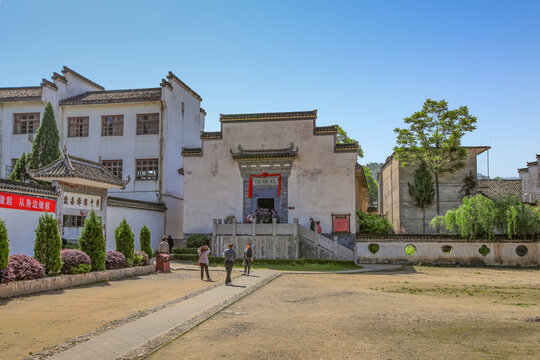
<box><xmin>257</xmin><ymin>198</ymin><xmax>275</xmax><ymax>210</ymax></box>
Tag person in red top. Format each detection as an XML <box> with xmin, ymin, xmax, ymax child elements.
<box><xmin>316</xmin><ymin>221</ymin><xmax>322</xmax><ymax>234</ymax></box>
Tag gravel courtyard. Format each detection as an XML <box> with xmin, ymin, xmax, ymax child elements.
<box><xmin>0</xmin><ymin>269</ymin><xmax>227</xmax><ymax>360</ymax></box>
<box><xmin>149</xmin><ymin>266</ymin><xmax>540</xmax><ymax>360</ymax></box>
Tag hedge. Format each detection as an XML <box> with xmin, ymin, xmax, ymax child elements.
<box><xmin>172</xmin><ymin>254</ymin><xmax>356</xmax><ymax>267</ymax></box>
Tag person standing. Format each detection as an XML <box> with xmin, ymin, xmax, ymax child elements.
<box><xmin>242</xmin><ymin>243</ymin><xmax>253</xmax><ymax>276</ymax></box>
<box><xmin>167</xmin><ymin>235</ymin><xmax>174</xmax><ymax>252</ymax></box>
<box><xmin>198</xmin><ymin>245</ymin><xmax>212</xmax><ymax>281</ymax></box>
<box><xmin>310</xmin><ymin>218</ymin><xmax>315</xmax><ymax>231</ymax></box>
<box><xmin>224</xmin><ymin>243</ymin><xmax>236</xmax><ymax>286</ymax></box>
<box><xmin>316</xmin><ymin>221</ymin><xmax>322</xmax><ymax>234</ymax></box>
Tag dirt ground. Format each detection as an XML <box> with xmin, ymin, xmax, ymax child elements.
<box><xmin>150</xmin><ymin>266</ymin><xmax>540</xmax><ymax>360</ymax></box>
<box><xmin>0</xmin><ymin>268</ymin><xmax>226</xmax><ymax>360</ymax></box>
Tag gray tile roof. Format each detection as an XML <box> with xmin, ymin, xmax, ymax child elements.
<box><xmin>29</xmin><ymin>150</ymin><xmax>129</xmax><ymax>188</ymax></box>
<box><xmin>0</xmin><ymin>87</ymin><xmax>42</xmax><ymax>103</ymax></box>
<box><xmin>200</xmin><ymin>131</ymin><xmax>222</xmax><ymax>140</ymax></box>
<box><xmin>0</xmin><ymin>179</ymin><xmax>56</xmax><ymax>196</ymax></box>
<box><xmin>59</xmin><ymin>88</ymin><xmax>162</xmax><ymax>105</ymax></box>
<box><xmin>477</xmin><ymin>179</ymin><xmax>522</xmax><ymax>200</ymax></box>
<box><xmin>335</xmin><ymin>143</ymin><xmax>359</xmax><ymax>153</ymax></box>
<box><xmin>315</xmin><ymin>125</ymin><xmax>338</xmax><ymax>135</ymax></box>
<box><xmin>181</xmin><ymin>148</ymin><xmax>203</xmax><ymax>157</ymax></box>
<box><xmin>230</xmin><ymin>144</ymin><xmax>298</xmax><ymax>160</ymax></box>
<box><xmin>108</xmin><ymin>196</ymin><xmax>166</xmax><ymax>212</ymax></box>
<box><xmin>220</xmin><ymin>110</ymin><xmax>317</xmax><ymax>123</ymax></box>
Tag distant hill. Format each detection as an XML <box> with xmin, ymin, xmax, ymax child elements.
<box><xmin>478</xmin><ymin>173</ymin><xmax>520</xmax><ymax>180</ymax></box>
<box><xmin>365</xmin><ymin>162</ymin><xmax>384</xmax><ymax>180</ymax></box>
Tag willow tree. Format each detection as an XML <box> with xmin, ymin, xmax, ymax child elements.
<box><xmin>408</xmin><ymin>162</ymin><xmax>435</xmax><ymax>233</ymax></box>
<box><xmin>394</xmin><ymin>99</ymin><xmax>477</xmax><ymax>215</ymax></box>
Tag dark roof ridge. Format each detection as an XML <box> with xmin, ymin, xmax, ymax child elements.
<box><xmin>166</xmin><ymin>71</ymin><xmax>202</xmax><ymax>102</ymax></box>
<box><xmin>41</xmin><ymin>78</ymin><xmax>57</xmax><ymax>90</ymax></box>
<box><xmin>52</xmin><ymin>72</ymin><xmax>67</xmax><ymax>83</ymax></box>
<box><xmin>62</xmin><ymin>66</ymin><xmax>105</xmax><ymax>91</ymax></box>
<box><xmin>220</xmin><ymin>110</ymin><xmax>317</xmax><ymax>122</ymax></box>
<box><xmin>0</xmin><ymin>86</ymin><xmax>41</xmax><ymax>90</ymax></box>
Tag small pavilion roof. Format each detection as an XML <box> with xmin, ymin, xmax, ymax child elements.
<box><xmin>28</xmin><ymin>148</ymin><xmax>130</xmax><ymax>189</ymax></box>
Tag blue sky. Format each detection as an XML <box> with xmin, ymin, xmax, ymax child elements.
<box><xmin>0</xmin><ymin>0</ymin><xmax>538</xmax><ymax>177</ymax></box>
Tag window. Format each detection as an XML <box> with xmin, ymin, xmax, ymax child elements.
<box><xmin>63</xmin><ymin>215</ymin><xmax>86</xmax><ymax>227</ymax></box>
<box><xmin>5</xmin><ymin>159</ymin><xmax>17</xmax><ymax>178</ymax></box>
<box><xmin>136</xmin><ymin>158</ymin><xmax>158</xmax><ymax>180</ymax></box>
<box><xmin>101</xmin><ymin>115</ymin><xmax>123</xmax><ymax>136</ymax></box>
<box><xmin>68</xmin><ymin>116</ymin><xmax>89</xmax><ymax>137</ymax></box>
<box><xmin>102</xmin><ymin>159</ymin><xmax>123</xmax><ymax>178</ymax></box>
<box><xmin>13</xmin><ymin>113</ymin><xmax>40</xmax><ymax>134</ymax></box>
<box><xmin>136</xmin><ymin>113</ymin><xmax>159</xmax><ymax>135</ymax></box>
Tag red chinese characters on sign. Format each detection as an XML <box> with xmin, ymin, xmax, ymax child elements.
<box><xmin>0</xmin><ymin>192</ymin><xmax>56</xmax><ymax>213</ymax></box>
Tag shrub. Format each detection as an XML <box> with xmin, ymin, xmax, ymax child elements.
<box><xmin>172</xmin><ymin>247</ymin><xmax>199</xmax><ymax>255</ymax></box>
<box><xmin>357</xmin><ymin>211</ymin><xmax>393</xmax><ymax>234</ymax></box>
<box><xmin>139</xmin><ymin>225</ymin><xmax>153</xmax><ymax>259</ymax></box>
<box><xmin>60</xmin><ymin>249</ymin><xmax>92</xmax><ymax>275</ymax></box>
<box><xmin>0</xmin><ymin>267</ymin><xmax>15</xmax><ymax>283</ymax></box>
<box><xmin>115</xmin><ymin>218</ymin><xmax>135</xmax><ymax>266</ymax></box>
<box><xmin>135</xmin><ymin>251</ymin><xmax>150</xmax><ymax>266</ymax></box>
<box><xmin>0</xmin><ymin>219</ymin><xmax>9</xmax><ymax>270</ymax></box>
<box><xmin>186</xmin><ymin>234</ymin><xmax>209</xmax><ymax>248</ymax></box>
<box><xmin>34</xmin><ymin>213</ymin><xmax>63</xmax><ymax>275</ymax></box>
<box><xmin>79</xmin><ymin>210</ymin><xmax>106</xmax><ymax>271</ymax></box>
<box><xmin>430</xmin><ymin>194</ymin><xmax>496</xmax><ymax>240</ymax></box>
<box><xmin>7</xmin><ymin>254</ymin><xmax>45</xmax><ymax>281</ymax></box>
<box><xmin>495</xmin><ymin>195</ymin><xmax>540</xmax><ymax>239</ymax></box>
<box><xmin>106</xmin><ymin>251</ymin><xmax>127</xmax><ymax>270</ymax></box>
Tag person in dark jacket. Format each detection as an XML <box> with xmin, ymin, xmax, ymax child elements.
<box><xmin>310</xmin><ymin>218</ymin><xmax>315</xmax><ymax>231</ymax></box>
<box><xmin>242</xmin><ymin>243</ymin><xmax>253</xmax><ymax>276</ymax></box>
<box><xmin>224</xmin><ymin>243</ymin><xmax>236</xmax><ymax>286</ymax></box>
<box><xmin>167</xmin><ymin>235</ymin><xmax>174</xmax><ymax>252</ymax></box>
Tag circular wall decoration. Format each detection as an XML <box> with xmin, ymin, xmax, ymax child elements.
<box><xmin>441</xmin><ymin>245</ymin><xmax>453</xmax><ymax>254</ymax></box>
<box><xmin>404</xmin><ymin>244</ymin><xmax>417</xmax><ymax>256</ymax></box>
<box><xmin>516</xmin><ymin>245</ymin><xmax>528</xmax><ymax>257</ymax></box>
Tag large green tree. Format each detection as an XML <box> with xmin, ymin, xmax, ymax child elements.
<box><xmin>336</xmin><ymin>125</ymin><xmax>364</xmax><ymax>158</ymax></box>
<box><xmin>30</xmin><ymin>102</ymin><xmax>61</xmax><ymax>169</ymax></box>
<box><xmin>408</xmin><ymin>162</ymin><xmax>435</xmax><ymax>233</ymax></box>
<box><xmin>9</xmin><ymin>152</ymin><xmax>32</xmax><ymax>182</ymax></box>
<box><xmin>79</xmin><ymin>210</ymin><xmax>106</xmax><ymax>271</ymax></box>
<box><xmin>115</xmin><ymin>218</ymin><xmax>135</xmax><ymax>266</ymax></box>
<box><xmin>394</xmin><ymin>99</ymin><xmax>477</xmax><ymax>215</ymax></box>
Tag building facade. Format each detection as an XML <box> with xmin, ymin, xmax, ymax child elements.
<box><xmin>0</xmin><ymin>66</ymin><xmax>205</xmax><ymax>240</ymax></box>
<box><xmin>182</xmin><ymin>111</ymin><xmax>363</xmax><ymax>237</ymax></box>
<box><xmin>378</xmin><ymin>147</ymin><xmax>489</xmax><ymax>234</ymax></box>
<box><xmin>518</xmin><ymin>155</ymin><xmax>540</xmax><ymax>204</ymax></box>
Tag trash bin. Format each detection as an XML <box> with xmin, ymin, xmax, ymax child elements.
<box><xmin>156</xmin><ymin>253</ymin><xmax>170</xmax><ymax>272</ymax></box>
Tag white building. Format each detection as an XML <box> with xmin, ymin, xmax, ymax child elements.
<box><xmin>0</xmin><ymin>66</ymin><xmax>205</xmax><ymax>241</ymax></box>
<box><xmin>518</xmin><ymin>155</ymin><xmax>540</xmax><ymax>204</ymax></box>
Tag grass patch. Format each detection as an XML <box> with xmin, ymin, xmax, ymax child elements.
<box><xmin>172</xmin><ymin>254</ymin><xmax>359</xmax><ymax>271</ymax></box>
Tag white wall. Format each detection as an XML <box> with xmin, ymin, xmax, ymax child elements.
<box><xmin>2</xmin><ymin>207</ymin><xmax>50</xmax><ymax>256</ymax></box>
<box><xmin>183</xmin><ymin>119</ymin><xmax>357</xmax><ymax>235</ymax></box>
<box><xmin>105</xmin><ymin>206</ymin><xmax>165</xmax><ymax>253</ymax></box>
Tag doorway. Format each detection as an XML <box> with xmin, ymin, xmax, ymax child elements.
<box><xmin>257</xmin><ymin>198</ymin><xmax>275</xmax><ymax>210</ymax></box>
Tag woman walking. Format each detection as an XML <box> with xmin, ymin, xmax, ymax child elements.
<box><xmin>198</xmin><ymin>245</ymin><xmax>212</xmax><ymax>281</ymax></box>
<box><xmin>242</xmin><ymin>242</ymin><xmax>253</xmax><ymax>276</ymax></box>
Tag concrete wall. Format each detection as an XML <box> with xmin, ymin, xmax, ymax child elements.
<box><xmin>184</xmin><ymin>119</ymin><xmax>357</xmax><ymax>235</ymax></box>
<box><xmin>380</xmin><ymin>148</ymin><xmax>485</xmax><ymax>234</ymax></box>
<box><xmin>106</xmin><ymin>205</ymin><xmax>165</xmax><ymax>253</ymax></box>
<box><xmin>2</xmin><ymin>207</ymin><xmax>53</xmax><ymax>256</ymax></box>
<box><xmin>357</xmin><ymin>239</ymin><xmax>539</xmax><ymax>266</ymax></box>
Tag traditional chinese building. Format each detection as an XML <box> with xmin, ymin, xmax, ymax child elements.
<box><xmin>182</xmin><ymin>110</ymin><xmax>367</xmax><ymax>241</ymax></box>
<box><xmin>0</xmin><ymin>66</ymin><xmax>205</xmax><ymax>241</ymax></box>
<box><xmin>518</xmin><ymin>154</ymin><xmax>540</xmax><ymax>204</ymax></box>
<box><xmin>0</xmin><ymin>149</ymin><xmax>166</xmax><ymax>255</ymax></box>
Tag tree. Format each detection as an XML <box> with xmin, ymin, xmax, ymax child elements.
<box><xmin>336</xmin><ymin>125</ymin><xmax>364</xmax><ymax>158</ymax></box>
<box><xmin>30</xmin><ymin>102</ymin><xmax>61</xmax><ymax>169</ymax></box>
<box><xmin>0</xmin><ymin>219</ymin><xmax>9</xmax><ymax>270</ymax></box>
<box><xmin>394</xmin><ymin>99</ymin><xmax>477</xmax><ymax>215</ymax></box>
<box><xmin>34</xmin><ymin>213</ymin><xmax>63</xmax><ymax>275</ymax></box>
<box><xmin>139</xmin><ymin>225</ymin><xmax>153</xmax><ymax>259</ymax></box>
<box><xmin>365</xmin><ymin>162</ymin><xmax>384</xmax><ymax>180</ymax></box>
<box><xmin>115</xmin><ymin>218</ymin><xmax>135</xmax><ymax>266</ymax></box>
<box><xmin>9</xmin><ymin>152</ymin><xmax>32</xmax><ymax>182</ymax></box>
<box><xmin>363</xmin><ymin>166</ymin><xmax>378</xmax><ymax>204</ymax></box>
<box><xmin>79</xmin><ymin>210</ymin><xmax>106</xmax><ymax>271</ymax></box>
<box><xmin>408</xmin><ymin>162</ymin><xmax>435</xmax><ymax>233</ymax></box>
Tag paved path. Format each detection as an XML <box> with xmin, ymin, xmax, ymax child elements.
<box><xmin>50</xmin><ymin>269</ymin><xmax>279</xmax><ymax>360</ymax></box>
